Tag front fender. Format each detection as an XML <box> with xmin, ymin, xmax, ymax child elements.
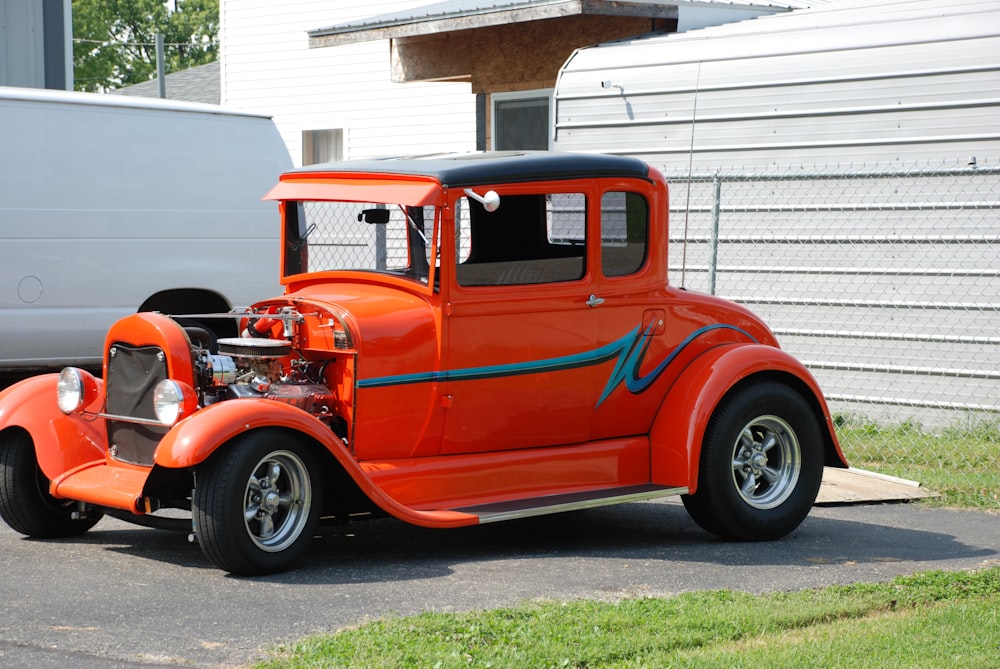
<box><xmin>0</xmin><ymin>374</ymin><xmax>107</xmax><ymax>480</ymax></box>
<box><xmin>649</xmin><ymin>344</ymin><xmax>846</xmax><ymax>491</ymax></box>
<box><xmin>153</xmin><ymin>398</ymin><xmax>478</xmax><ymax>529</ymax></box>
<box><xmin>154</xmin><ymin>398</ymin><xmax>343</xmax><ymax>468</ymax></box>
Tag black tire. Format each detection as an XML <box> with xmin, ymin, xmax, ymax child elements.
<box><xmin>0</xmin><ymin>430</ymin><xmax>103</xmax><ymax>537</ymax></box>
<box><xmin>681</xmin><ymin>381</ymin><xmax>823</xmax><ymax>541</ymax></box>
<box><xmin>192</xmin><ymin>429</ymin><xmax>322</xmax><ymax>575</ymax></box>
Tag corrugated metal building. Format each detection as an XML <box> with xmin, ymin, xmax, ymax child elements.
<box><xmin>554</xmin><ymin>0</ymin><xmax>1000</xmax><ymax>169</ymax></box>
<box><xmin>556</xmin><ymin>0</ymin><xmax>1000</xmax><ymax>427</ymax></box>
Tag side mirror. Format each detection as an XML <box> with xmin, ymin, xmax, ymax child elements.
<box><xmin>463</xmin><ymin>188</ymin><xmax>501</xmax><ymax>213</ymax></box>
<box><xmin>358</xmin><ymin>208</ymin><xmax>391</xmax><ymax>224</ymax></box>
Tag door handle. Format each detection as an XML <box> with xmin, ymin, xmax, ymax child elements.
<box><xmin>586</xmin><ymin>294</ymin><xmax>605</xmax><ymax>308</ymax></box>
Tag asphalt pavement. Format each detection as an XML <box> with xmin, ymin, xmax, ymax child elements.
<box><xmin>1</xmin><ymin>499</ymin><xmax>997</xmax><ymax>668</ymax></box>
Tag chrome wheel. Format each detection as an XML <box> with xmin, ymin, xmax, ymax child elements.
<box><xmin>682</xmin><ymin>381</ymin><xmax>823</xmax><ymax>541</ymax></box>
<box><xmin>730</xmin><ymin>415</ymin><xmax>801</xmax><ymax>510</ymax></box>
<box><xmin>194</xmin><ymin>430</ymin><xmax>322</xmax><ymax>574</ymax></box>
<box><xmin>243</xmin><ymin>450</ymin><xmax>312</xmax><ymax>552</ymax></box>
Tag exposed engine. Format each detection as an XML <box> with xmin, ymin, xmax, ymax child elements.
<box><xmin>193</xmin><ymin>337</ymin><xmax>332</xmax><ymax>411</ymax></box>
<box><xmin>184</xmin><ymin>308</ymin><xmax>347</xmax><ymax>440</ymax></box>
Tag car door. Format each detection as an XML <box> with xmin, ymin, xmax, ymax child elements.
<box><xmin>441</xmin><ymin>187</ymin><xmax>600</xmax><ymax>454</ymax></box>
<box><xmin>588</xmin><ymin>187</ymin><xmax>675</xmax><ymax>439</ymax></box>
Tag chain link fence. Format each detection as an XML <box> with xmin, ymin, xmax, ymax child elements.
<box><xmin>288</xmin><ymin>166</ymin><xmax>996</xmax><ymax>501</ymax></box>
<box><xmin>295</xmin><ymin>201</ymin><xmax>434</xmax><ymax>282</ymax></box>
<box><xmin>665</xmin><ymin>161</ymin><xmax>1000</xmax><ymax>500</ymax></box>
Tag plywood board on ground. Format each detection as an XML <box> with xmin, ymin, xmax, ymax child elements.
<box><xmin>815</xmin><ymin>467</ymin><xmax>937</xmax><ymax>505</ymax></box>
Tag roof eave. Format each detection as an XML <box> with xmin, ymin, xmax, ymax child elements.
<box><xmin>308</xmin><ymin>0</ymin><xmax>681</xmax><ymax>48</ymax></box>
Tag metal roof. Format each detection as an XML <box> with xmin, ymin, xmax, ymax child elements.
<box><xmin>309</xmin><ymin>0</ymin><xmax>838</xmax><ymax>41</ymax></box>
<box><xmin>112</xmin><ymin>60</ymin><xmax>220</xmax><ymax>105</ymax></box>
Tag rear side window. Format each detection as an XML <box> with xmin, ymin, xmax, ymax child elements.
<box><xmin>455</xmin><ymin>193</ymin><xmax>586</xmax><ymax>286</ymax></box>
<box><xmin>601</xmin><ymin>191</ymin><xmax>648</xmax><ymax>277</ymax></box>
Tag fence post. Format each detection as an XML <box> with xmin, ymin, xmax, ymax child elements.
<box><xmin>155</xmin><ymin>33</ymin><xmax>166</xmax><ymax>99</ymax></box>
<box><xmin>375</xmin><ymin>222</ymin><xmax>387</xmax><ymax>270</ymax></box>
<box><xmin>708</xmin><ymin>170</ymin><xmax>722</xmax><ymax>296</ymax></box>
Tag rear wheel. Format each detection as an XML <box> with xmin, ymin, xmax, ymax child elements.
<box><xmin>682</xmin><ymin>381</ymin><xmax>823</xmax><ymax>541</ymax></box>
<box><xmin>0</xmin><ymin>430</ymin><xmax>103</xmax><ymax>537</ymax></box>
<box><xmin>193</xmin><ymin>429</ymin><xmax>322</xmax><ymax>575</ymax></box>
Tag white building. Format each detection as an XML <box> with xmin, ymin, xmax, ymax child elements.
<box><xmin>220</xmin><ymin>1</ymin><xmax>478</xmax><ymax>164</ymax></box>
<box><xmin>0</xmin><ymin>0</ymin><xmax>72</xmax><ymax>89</ymax></box>
<box><xmin>553</xmin><ymin>0</ymin><xmax>1000</xmax><ymax>171</ymax></box>
<box><xmin>218</xmin><ymin>1</ymin><xmax>828</xmax><ymax>165</ymax></box>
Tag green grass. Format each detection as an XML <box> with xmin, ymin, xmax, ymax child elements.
<box><xmin>255</xmin><ymin>568</ymin><xmax>1000</xmax><ymax>668</ymax></box>
<box><xmin>833</xmin><ymin>415</ymin><xmax>1000</xmax><ymax>510</ymax></box>
<box><xmin>253</xmin><ymin>416</ymin><xmax>999</xmax><ymax>668</ymax></box>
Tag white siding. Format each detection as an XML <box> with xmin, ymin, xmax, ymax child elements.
<box><xmin>220</xmin><ymin>1</ymin><xmax>477</xmax><ymax>164</ymax></box>
<box><xmin>0</xmin><ymin>0</ymin><xmax>44</xmax><ymax>87</ymax></box>
<box><xmin>554</xmin><ymin>0</ymin><xmax>1000</xmax><ymax>170</ymax></box>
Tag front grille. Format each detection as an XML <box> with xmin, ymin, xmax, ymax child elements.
<box><xmin>106</xmin><ymin>343</ymin><xmax>169</xmax><ymax>466</ymax></box>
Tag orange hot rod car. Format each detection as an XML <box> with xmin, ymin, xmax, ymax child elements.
<box><xmin>0</xmin><ymin>152</ymin><xmax>847</xmax><ymax>574</ymax></box>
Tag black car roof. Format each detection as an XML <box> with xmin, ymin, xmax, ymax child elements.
<box><xmin>286</xmin><ymin>151</ymin><xmax>652</xmax><ymax>187</ymax></box>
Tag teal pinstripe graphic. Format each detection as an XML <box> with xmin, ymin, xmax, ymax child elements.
<box><xmin>356</xmin><ymin>323</ymin><xmax>757</xmax><ymax>406</ymax></box>
<box><xmin>596</xmin><ymin>323</ymin><xmax>755</xmax><ymax>406</ymax></box>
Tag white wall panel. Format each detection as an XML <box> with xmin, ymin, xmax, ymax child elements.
<box><xmin>554</xmin><ymin>0</ymin><xmax>1000</xmax><ymax>171</ymax></box>
<box><xmin>220</xmin><ymin>1</ymin><xmax>476</xmax><ymax>165</ymax></box>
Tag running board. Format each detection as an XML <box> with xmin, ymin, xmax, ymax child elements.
<box><xmin>454</xmin><ymin>484</ymin><xmax>688</xmax><ymax>524</ymax></box>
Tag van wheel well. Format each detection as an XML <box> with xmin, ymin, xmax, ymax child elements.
<box><xmin>138</xmin><ymin>289</ymin><xmax>237</xmax><ymax>339</ymax></box>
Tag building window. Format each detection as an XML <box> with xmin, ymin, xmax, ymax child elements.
<box><xmin>492</xmin><ymin>89</ymin><xmax>551</xmax><ymax>150</ymax></box>
<box><xmin>302</xmin><ymin>129</ymin><xmax>343</xmax><ymax>165</ymax></box>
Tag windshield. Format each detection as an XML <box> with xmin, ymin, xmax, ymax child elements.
<box><xmin>284</xmin><ymin>200</ymin><xmax>438</xmax><ymax>285</ymax></box>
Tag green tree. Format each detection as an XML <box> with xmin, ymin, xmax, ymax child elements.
<box><xmin>73</xmin><ymin>0</ymin><xmax>219</xmax><ymax>92</ymax></box>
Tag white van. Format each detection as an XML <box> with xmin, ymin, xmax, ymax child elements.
<box><xmin>1</xmin><ymin>86</ymin><xmax>292</xmax><ymax>371</ymax></box>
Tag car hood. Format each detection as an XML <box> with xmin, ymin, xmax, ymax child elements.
<box><xmin>275</xmin><ymin>282</ymin><xmax>440</xmax><ymax>382</ymax></box>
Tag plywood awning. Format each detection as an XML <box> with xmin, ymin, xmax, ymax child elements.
<box><xmin>304</xmin><ymin>0</ymin><xmax>828</xmax><ymax>90</ymax></box>
<box><xmin>308</xmin><ymin>0</ymin><xmax>681</xmax><ymax>47</ymax></box>
<box><xmin>306</xmin><ymin>0</ymin><xmax>831</xmax><ymax>47</ymax></box>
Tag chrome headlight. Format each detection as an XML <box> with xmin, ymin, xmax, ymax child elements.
<box><xmin>152</xmin><ymin>379</ymin><xmax>198</xmax><ymax>426</ymax></box>
<box><xmin>56</xmin><ymin>367</ymin><xmax>98</xmax><ymax>414</ymax></box>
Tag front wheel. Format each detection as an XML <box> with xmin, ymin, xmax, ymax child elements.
<box><xmin>682</xmin><ymin>381</ymin><xmax>823</xmax><ymax>541</ymax></box>
<box><xmin>0</xmin><ymin>430</ymin><xmax>103</xmax><ymax>537</ymax></box>
<box><xmin>193</xmin><ymin>430</ymin><xmax>322</xmax><ymax>575</ymax></box>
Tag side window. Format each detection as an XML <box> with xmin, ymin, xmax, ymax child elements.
<box><xmin>601</xmin><ymin>191</ymin><xmax>648</xmax><ymax>277</ymax></box>
<box><xmin>456</xmin><ymin>193</ymin><xmax>586</xmax><ymax>286</ymax></box>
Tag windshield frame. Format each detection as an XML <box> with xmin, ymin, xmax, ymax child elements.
<box><xmin>271</xmin><ymin>173</ymin><xmax>447</xmax><ymax>291</ymax></box>
<box><xmin>280</xmin><ymin>198</ymin><xmax>441</xmax><ymax>291</ymax></box>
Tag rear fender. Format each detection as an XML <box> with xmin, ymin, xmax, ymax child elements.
<box><xmin>649</xmin><ymin>344</ymin><xmax>846</xmax><ymax>491</ymax></box>
<box><xmin>0</xmin><ymin>375</ymin><xmax>108</xmax><ymax>479</ymax></box>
